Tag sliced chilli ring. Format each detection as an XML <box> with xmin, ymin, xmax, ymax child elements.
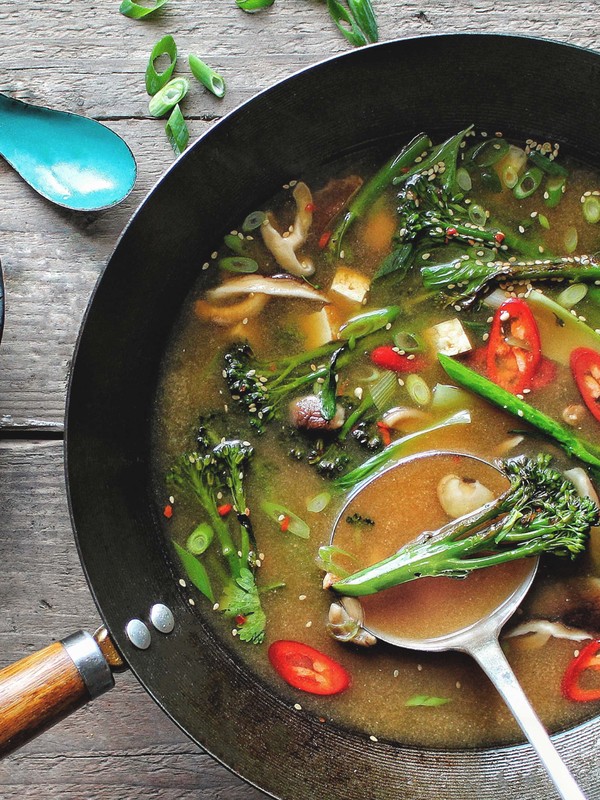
<box><xmin>268</xmin><ymin>640</ymin><xmax>351</xmax><ymax>696</ymax></box>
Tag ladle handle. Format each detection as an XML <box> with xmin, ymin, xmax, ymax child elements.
<box><xmin>467</xmin><ymin>637</ymin><xmax>587</xmax><ymax>800</ymax></box>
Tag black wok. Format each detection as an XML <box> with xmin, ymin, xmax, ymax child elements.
<box><xmin>1</xmin><ymin>33</ymin><xmax>599</xmax><ymax>800</ymax></box>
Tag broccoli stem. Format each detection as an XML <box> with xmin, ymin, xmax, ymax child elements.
<box><xmin>329</xmin><ymin>132</ymin><xmax>432</xmax><ymax>256</ymax></box>
<box><xmin>332</xmin><ymin>454</ymin><xmax>597</xmax><ymax>596</ymax></box>
<box><xmin>438</xmin><ymin>354</ymin><xmax>600</xmax><ymax>469</ymax></box>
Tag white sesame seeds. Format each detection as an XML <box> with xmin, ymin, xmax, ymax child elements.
<box><xmin>299</xmin><ymin>594</ymin><xmax>307</xmax><ymax>601</ymax></box>
<box><xmin>369</xmin><ymin>735</ymin><xmax>378</xmax><ymax>742</ymax></box>
<box><xmin>294</xmin><ymin>703</ymin><xmax>302</xmax><ymax>711</ymax></box>
<box><xmin>188</xmin><ymin>598</ymin><xmax>196</xmax><ymax>606</ymax></box>
<box><xmin>202</xmin><ymin>261</ymin><xmax>210</xmax><ymax>270</ymax></box>
<box><xmin>213</xmin><ymin>602</ymin><xmax>220</xmax><ymax>611</ymax></box>
<box><xmin>305</xmin><ymin>621</ymin><xmax>312</xmax><ymax>628</ymax></box>
<box><xmin>179</xmin><ymin>578</ymin><xmax>187</xmax><ymax>588</ymax></box>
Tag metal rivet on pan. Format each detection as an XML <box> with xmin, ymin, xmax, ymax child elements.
<box><xmin>149</xmin><ymin>603</ymin><xmax>175</xmax><ymax>634</ymax></box>
<box><xmin>125</xmin><ymin>618</ymin><xmax>152</xmax><ymax>650</ymax></box>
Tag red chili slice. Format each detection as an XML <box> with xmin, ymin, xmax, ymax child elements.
<box><xmin>570</xmin><ymin>347</ymin><xmax>600</xmax><ymax>422</ymax></box>
<box><xmin>268</xmin><ymin>640</ymin><xmax>351</xmax><ymax>696</ymax></box>
<box><xmin>561</xmin><ymin>639</ymin><xmax>600</xmax><ymax>702</ymax></box>
<box><xmin>486</xmin><ymin>298</ymin><xmax>542</xmax><ymax>394</ymax></box>
<box><xmin>370</xmin><ymin>345</ymin><xmax>427</xmax><ymax>373</ymax></box>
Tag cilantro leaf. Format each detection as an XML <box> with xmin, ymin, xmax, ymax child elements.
<box><xmin>220</xmin><ymin>568</ymin><xmax>266</xmax><ymax>644</ymax></box>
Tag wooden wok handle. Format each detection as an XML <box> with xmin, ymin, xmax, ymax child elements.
<box><xmin>0</xmin><ymin>629</ymin><xmax>121</xmax><ymax>756</ymax></box>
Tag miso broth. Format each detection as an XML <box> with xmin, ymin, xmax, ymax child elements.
<box><xmin>154</xmin><ymin>128</ymin><xmax>600</xmax><ymax>749</ymax></box>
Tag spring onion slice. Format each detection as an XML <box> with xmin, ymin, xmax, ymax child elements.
<box><xmin>307</xmin><ymin>491</ymin><xmax>332</xmax><ymax>513</ymax></box>
<box><xmin>544</xmin><ymin>175</ymin><xmax>566</xmax><ymax>209</ymax></box>
<box><xmin>514</xmin><ymin>167</ymin><xmax>543</xmax><ymax>200</ymax></box>
<box><xmin>405</xmin><ymin>695</ymin><xmax>451</xmax><ymax>707</ymax></box>
<box><xmin>186</xmin><ymin>523</ymin><xmax>214</xmax><ymax>555</ymax></box>
<box><xmin>347</xmin><ymin>0</ymin><xmax>378</xmax><ymax>43</ymax></box>
<box><xmin>236</xmin><ymin>0</ymin><xmax>274</xmax><ymax>10</ymax></box>
<box><xmin>189</xmin><ymin>54</ymin><xmax>226</xmax><ymax>99</ymax></box>
<box><xmin>326</xmin><ymin>0</ymin><xmax>367</xmax><ymax>46</ymax></box>
<box><xmin>166</xmin><ymin>104</ymin><xmax>189</xmax><ymax>154</ymax></box>
<box><xmin>146</xmin><ymin>35</ymin><xmax>177</xmax><ymax>96</ymax></box>
<box><xmin>120</xmin><ymin>0</ymin><xmax>168</xmax><ymax>19</ymax></box>
<box><xmin>557</xmin><ymin>283</ymin><xmax>588</xmax><ymax>310</ymax></box>
<box><xmin>261</xmin><ymin>501</ymin><xmax>310</xmax><ymax>538</ymax></box>
<box><xmin>370</xmin><ymin>370</ymin><xmax>397</xmax><ymax>412</ymax></box>
<box><xmin>223</xmin><ymin>234</ymin><xmax>246</xmax><ymax>255</ymax></box>
<box><xmin>173</xmin><ymin>541</ymin><xmax>214</xmax><ymax>602</ymax></box>
<box><xmin>219</xmin><ymin>256</ymin><xmax>259</xmax><ymax>274</ymax></box>
<box><xmin>316</xmin><ymin>545</ymin><xmax>356</xmax><ymax>578</ymax></box>
<box><xmin>583</xmin><ymin>195</ymin><xmax>600</xmax><ymax>224</ymax></box>
<box><xmin>242</xmin><ymin>211</ymin><xmax>266</xmax><ymax>232</ymax></box>
<box><xmin>149</xmin><ymin>77</ymin><xmax>189</xmax><ymax>118</ymax></box>
<box><xmin>405</xmin><ymin>374</ymin><xmax>431</xmax><ymax>407</ymax></box>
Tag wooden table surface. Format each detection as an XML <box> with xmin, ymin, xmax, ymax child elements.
<box><xmin>1</xmin><ymin>2</ymin><xmax>599</xmax><ymax>798</ymax></box>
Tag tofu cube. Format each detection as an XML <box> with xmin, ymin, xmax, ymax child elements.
<box><xmin>425</xmin><ymin>318</ymin><xmax>472</xmax><ymax>357</ymax></box>
<box><xmin>300</xmin><ymin>305</ymin><xmax>341</xmax><ymax>349</ymax></box>
<box><xmin>329</xmin><ymin>266</ymin><xmax>371</xmax><ymax>306</ymax></box>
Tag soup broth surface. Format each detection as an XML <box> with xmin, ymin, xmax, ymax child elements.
<box><xmin>154</xmin><ymin>128</ymin><xmax>600</xmax><ymax>748</ymax></box>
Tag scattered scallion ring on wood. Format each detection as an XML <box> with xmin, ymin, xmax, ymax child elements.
<box><xmin>149</xmin><ymin>77</ymin><xmax>189</xmax><ymax>118</ymax></box>
<box><xmin>513</xmin><ymin>167</ymin><xmax>543</xmax><ymax>200</ymax></box>
<box><xmin>165</xmin><ymin>104</ymin><xmax>189</xmax><ymax>154</ymax></box>
<box><xmin>347</xmin><ymin>0</ymin><xmax>378</xmax><ymax>43</ymax></box>
<box><xmin>583</xmin><ymin>195</ymin><xmax>600</xmax><ymax>224</ymax></box>
<box><xmin>189</xmin><ymin>54</ymin><xmax>226</xmax><ymax>99</ymax></box>
<box><xmin>242</xmin><ymin>211</ymin><xmax>267</xmax><ymax>232</ymax></box>
<box><xmin>186</xmin><ymin>522</ymin><xmax>214</xmax><ymax>555</ymax></box>
<box><xmin>119</xmin><ymin>0</ymin><xmax>168</xmax><ymax>19</ymax></box>
<box><xmin>146</xmin><ymin>35</ymin><xmax>177</xmax><ymax>96</ymax></box>
<box><xmin>236</xmin><ymin>0</ymin><xmax>274</xmax><ymax>10</ymax></box>
<box><xmin>325</xmin><ymin>0</ymin><xmax>367</xmax><ymax>47</ymax></box>
<box><xmin>261</xmin><ymin>501</ymin><xmax>310</xmax><ymax>538</ymax></box>
<box><xmin>219</xmin><ymin>256</ymin><xmax>259</xmax><ymax>274</ymax></box>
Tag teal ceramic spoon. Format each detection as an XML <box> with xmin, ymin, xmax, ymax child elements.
<box><xmin>0</xmin><ymin>93</ymin><xmax>137</xmax><ymax>210</ymax></box>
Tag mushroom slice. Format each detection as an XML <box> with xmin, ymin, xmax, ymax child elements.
<box><xmin>194</xmin><ymin>293</ymin><xmax>270</xmax><ymax>326</ymax></box>
<box><xmin>261</xmin><ymin>182</ymin><xmax>315</xmax><ymax>277</ymax></box>
<box><xmin>504</xmin><ymin>619</ymin><xmax>593</xmax><ymax>651</ymax></box>
<box><xmin>289</xmin><ymin>394</ymin><xmax>345</xmax><ymax>431</ymax></box>
<box><xmin>437</xmin><ymin>473</ymin><xmax>495</xmax><ymax>519</ymax></box>
<box><xmin>205</xmin><ymin>274</ymin><xmax>327</xmax><ymax>303</ymax></box>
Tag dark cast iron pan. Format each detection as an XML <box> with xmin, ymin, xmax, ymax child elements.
<box><xmin>0</xmin><ymin>33</ymin><xmax>599</xmax><ymax>800</ymax></box>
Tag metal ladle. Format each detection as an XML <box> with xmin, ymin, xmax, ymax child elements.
<box><xmin>332</xmin><ymin>452</ymin><xmax>587</xmax><ymax>800</ymax></box>
<box><xmin>0</xmin><ymin>93</ymin><xmax>136</xmax><ymax>210</ymax></box>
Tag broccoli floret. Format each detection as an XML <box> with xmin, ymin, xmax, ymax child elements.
<box><xmin>223</xmin><ymin>342</ymin><xmax>335</xmax><ymax>432</ymax></box>
<box><xmin>168</xmin><ymin>420</ymin><xmax>266</xmax><ymax>643</ymax></box>
<box><xmin>331</xmin><ymin>454</ymin><xmax>598</xmax><ymax>597</ymax></box>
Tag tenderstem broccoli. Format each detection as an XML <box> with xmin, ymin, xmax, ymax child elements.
<box><xmin>168</xmin><ymin>420</ymin><xmax>266</xmax><ymax>643</ymax></box>
<box><xmin>331</xmin><ymin>454</ymin><xmax>597</xmax><ymax>596</ymax></box>
<box><xmin>422</xmin><ymin>253</ymin><xmax>600</xmax><ymax>308</ymax></box>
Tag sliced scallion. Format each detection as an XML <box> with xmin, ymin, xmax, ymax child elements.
<box><xmin>370</xmin><ymin>370</ymin><xmax>397</xmax><ymax>412</ymax></box>
<box><xmin>564</xmin><ymin>226</ymin><xmax>579</xmax><ymax>254</ymax></box>
<box><xmin>223</xmin><ymin>234</ymin><xmax>246</xmax><ymax>255</ymax></box>
<box><xmin>189</xmin><ymin>54</ymin><xmax>226</xmax><ymax>98</ymax></box>
<box><xmin>186</xmin><ymin>523</ymin><xmax>214</xmax><ymax>555</ymax></box>
<box><xmin>242</xmin><ymin>211</ymin><xmax>267</xmax><ymax>232</ymax></box>
<box><xmin>149</xmin><ymin>77</ymin><xmax>189</xmax><ymax>118</ymax></box>
<box><xmin>431</xmin><ymin>383</ymin><xmax>470</xmax><ymax>412</ymax></box>
<box><xmin>120</xmin><ymin>0</ymin><xmax>168</xmax><ymax>18</ymax></box>
<box><xmin>316</xmin><ymin>545</ymin><xmax>356</xmax><ymax>578</ymax></box>
<box><xmin>261</xmin><ymin>501</ymin><xmax>310</xmax><ymax>539</ymax></box>
<box><xmin>219</xmin><ymin>256</ymin><xmax>259</xmax><ymax>273</ymax></box>
<box><xmin>544</xmin><ymin>175</ymin><xmax>567</xmax><ymax>208</ymax></box>
<box><xmin>347</xmin><ymin>0</ymin><xmax>378</xmax><ymax>43</ymax></box>
<box><xmin>456</xmin><ymin>167</ymin><xmax>472</xmax><ymax>192</ymax></box>
<box><xmin>469</xmin><ymin>138</ymin><xmax>509</xmax><ymax>167</ymax></box>
<box><xmin>236</xmin><ymin>0</ymin><xmax>274</xmax><ymax>10</ymax></box>
<box><xmin>527</xmin><ymin>149</ymin><xmax>568</xmax><ymax>178</ymax></box>
<box><xmin>306</xmin><ymin>491</ymin><xmax>332</xmax><ymax>513</ymax></box>
<box><xmin>393</xmin><ymin>331</ymin><xmax>422</xmax><ymax>352</ymax></box>
<box><xmin>165</xmin><ymin>104</ymin><xmax>189</xmax><ymax>154</ymax></box>
<box><xmin>173</xmin><ymin>541</ymin><xmax>214</xmax><ymax>602</ymax></box>
<box><xmin>405</xmin><ymin>374</ymin><xmax>431</xmax><ymax>407</ymax></box>
<box><xmin>538</xmin><ymin>214</ymin><xmax>550</xmax><ymax>230</ymax></box>
<box><xmin>501</xmin><ymin>163</ymin><xmax>519</xmax><ymax>189</ymax></box>
<box><xmin>405</xmin><ymin>694</ymin><xmax>451</xmax><ymax>707</ymax></box>
<box><xmin>468</xmin><ymin>204</ymin><xmax>487</xmax><ymax>227</ymax></box>
<box><xmin>583</xmin><ymin>195</ymin><xmax>600</xmax><ymax>224</ymax></box>
<box><xmin>145</xmin><ymin>35</ymin><xmax>177</xmax><ymax>96</ymax></box>
<box><xmin>557</xmin><ymin>283</ymin><xmax>588</xmax><ymax>310</ymax></box>
<box><xmin>513</xmin><ymin>167</ymin><xmax>543</xmax><ymax>200</ymax></box>
<box><xmin>326</xmin><ymin>0</ymin><xmax>367</xmax><ymax>46</ymax></box>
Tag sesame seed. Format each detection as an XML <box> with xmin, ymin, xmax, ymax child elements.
<box><xmin>213</xmin><ymin>602</ymin><xmax>220</xmax><ymax>611</ymax></box>
<box><xmin>202</xmin><ymin>262</ymin><xmax>210</xmax><ymax>270</ymax></box>
<box><xmin>369</xmin><ymin>735</ymin><xmax>379</xmax><ymax>742</ymax></box>
<box><xmin>232</xmin><ymin>629</ymin><xmax>238</xmax><ymax>636</ymax></box>
<box><xmin>393</xmin><ymin>669</ymin><xmax>399</xmax><ymax>678</ymax></box>
<box><xmin>294</xmin><ymin>703</ymin><xmax>302</xmax><ymax>710</ymax></box>
<box><xmin>179</xmin><ymin>578</ymin><xmax>187</xmax><ymax>587</ymax></box>
<box><xmin>299</xmin><ymin>594</ymin><xmax>307</xmax><ymax>600</ymax></box>
<box><xmin>189</xmin><ymin>598</ymin><xmax>195</xmax><ymax>606</ymax></box>
<box><xmin>305</xmin><ymin>621</ymin><xmax>312</xmax><ymax>628</ymax></box>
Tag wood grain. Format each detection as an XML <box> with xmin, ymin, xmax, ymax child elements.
<box><xmin>0</xmin><ymin>0</ymin><xmax>599</xmax><ymax>797</ymax></box>
<box><xmin>0</xmin><ymin>642</ymin><xmax>88</xmax><ymax>756</ymax></box>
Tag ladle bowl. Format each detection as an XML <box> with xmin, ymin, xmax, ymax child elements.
<box><xmin>332</xmin><ymin>451</ymin><xmax>587</xmax><ymax>800</ymax></box>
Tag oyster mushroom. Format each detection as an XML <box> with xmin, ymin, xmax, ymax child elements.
<box><xmin>437</xmin><ymin>473</ymin><xmax>495</xmax><ymax>519</ymax></box>
<box><xmin>261</xmin><ymin>182</ymin><xmax>315</xmax><ymax>277</ymax></box>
